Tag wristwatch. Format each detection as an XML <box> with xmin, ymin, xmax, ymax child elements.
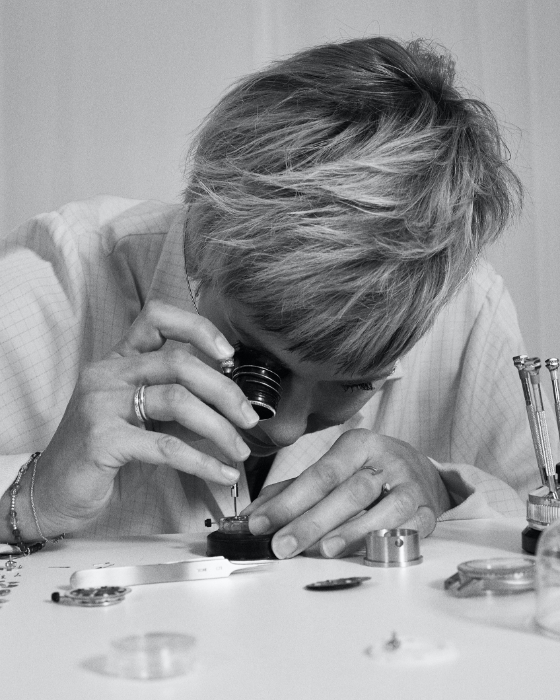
<box><xmin>444</xmin><ymin>557</ymin><xmax>536</xmax><ymax>597</ymax></box>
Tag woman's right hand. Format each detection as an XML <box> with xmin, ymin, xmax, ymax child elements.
<box><xmin>23</xmin><ymin>300</ymin><xmax>259</xmax><ymax>537</ymax></box>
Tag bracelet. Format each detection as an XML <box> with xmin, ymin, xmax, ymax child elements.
<box><xmin>8</xmin><ymin>452</ymin><xmax>43</xmax><ymax>555</ymax></box>
<box><xmin>29</xmin><ymin>453</ymin><xmax>65</xmax><ymax>544</ymax></box>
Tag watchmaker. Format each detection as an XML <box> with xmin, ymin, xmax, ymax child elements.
<box><xmin>0</xmin><ymin>36</ymin><xmax>541</xmax><ymax>560</ymax></box>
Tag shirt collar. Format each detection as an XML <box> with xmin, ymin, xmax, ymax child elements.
<box><xmin>388</xmin><ymin>358</ymin><xmax>404</xmax><ymax>380</ymax></box>
<box><xmin>144</xmin><ymin>208</ymin><xmax>195</xmax><ymax>312</ymax></box>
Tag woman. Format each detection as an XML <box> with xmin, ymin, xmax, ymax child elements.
<box><xmin>0</xmin><ymin>36</ymin><xmax>535</xmax><ymax>559</ymax></box>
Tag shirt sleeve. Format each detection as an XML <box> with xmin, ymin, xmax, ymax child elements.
<box><xmin>0</xmin><ymin>212</ymin><xmax>86</xmax><ymax>494</ymax></box>
<box><xmin>430</xmin><ymin>270</ymin><xmax>546</xmax><ymax>520</ymax></box>
<box><xmin>431</xmin><ymin>459</ymin><xmax>525</xmax><ymax>519</ymax></box>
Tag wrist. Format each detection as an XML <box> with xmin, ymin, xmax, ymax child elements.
<box><xmin>31</xmin><ymin>449</ymin><xmax>110</xmax><ymax>536</ymax></box>
<box><xmin>5</xmin><ymin>453</ymin><xmax>43</xmax><ymax>553</ymax></box>
<box><xmin>2</xmin><ymin>453</ymin><xmax>65</xmax><ymax>552</ymax></box>
<box><xmin>29</xmin><ymin>454</ymin><xmax>65</xmax><ymax>544</ymax></box>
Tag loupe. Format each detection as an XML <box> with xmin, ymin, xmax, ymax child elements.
<box><xmin>222</xmin><ymin>346</ymin><xmax>285</xmax><ymax>420</ymax></box>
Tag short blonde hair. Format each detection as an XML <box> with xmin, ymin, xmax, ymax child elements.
<box><xmin>184</xmin><ymin>37</ymin><xmax>522</xmax><ymax>374</ymax></box>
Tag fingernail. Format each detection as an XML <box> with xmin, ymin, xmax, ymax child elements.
<box><xmin>220</xmin><ymin>465</ymin><xmax>239</xmax><ymax>482</ymax></box>
<box><xmin>320</xmin><ymin>536</ymin><xmax>345</xmax><ymax>558</ymax></box>
<box><xmin>216</xmin><ymin>336</ymin><xmax>234</xmax><ymax>359</ymax></box>
<box><xmin>241</xmin><ymin>402</ymin><xmax>259</xmax><ymax>425</ymax></box>
<box><xmin>249</xmin><ymin>514</ymin><xmax>271</xmax><ymax>535</ymax></box>
<box><xmin>235</xmin><ymin>435</ymin><xmax>251</xmax><ymax>460</ymax></box>
<box><xmin>273</xmin><ymin>535</ymin><xmax>298</xmax><ymax>559</ymax></box>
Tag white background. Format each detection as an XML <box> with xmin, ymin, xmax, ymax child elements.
<box><xmin>1</xmin><ymin>0</ymin><xmax>559</xmax><ymax>360</ymax></box>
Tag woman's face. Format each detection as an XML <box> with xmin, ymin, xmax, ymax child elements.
<box><xmin>198</xmin><ymin>288</ymin><xmax>394</xmax><ymax>456</ymax></box>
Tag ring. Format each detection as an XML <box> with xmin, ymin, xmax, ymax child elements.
<box><xmin>365</xmin><ymin>480</ymin><xmax>392</xmax><ymax>511</ymax></box>
<box><xmin>381</xmin><ymin>482</ymin><xmax>391</xmax><ymax>497</ymax></box>
<box><xmin>133</xmin><ymin>385</ymin><xmax>149</xmax><ymax>424</ymax></box>
<box><xmin>359</xmin><ymin>466</ymin><xmax>383</xmax><ymax>477</ymax></box>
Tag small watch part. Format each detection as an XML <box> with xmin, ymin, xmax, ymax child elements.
<box><xmin>305</xmin><ymin>576</ymin><xmax>371</xmax><ymax>591</ymax></box>
<box><xmin>104</xmin><ymin>632</ymin><xmax>197</xmax><ymax>680</ymax></box>
<box><xmin>218</xmin><ymin>515</ymin><xmax>251</xmax><ymax>534</ymax></box>
<box><xmin>51</xmin><ymin>586</ymin><xmax>131</xmax><ymax>607</ymax></box>
<box><xmin>444</xmin><ymin>557</ymin><xmax>536</xmax><ymax>597</ymax></box>
<box><xmin>206</xmin><ymin>515</ymin><xmax>275</xmax><ymax>560</ymax></box>
<box><xmin>385</xmin><ymin>632</ymin><xmax>401</xmax><ymax>651</ymax></box>
<box><xmin>365</xmin><ymin>634</ymin><xmax>458</xmax><ymax>666</ymax></box>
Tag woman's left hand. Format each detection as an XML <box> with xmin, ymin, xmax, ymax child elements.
<box><xmin>241</xmin><ymin>428</ymin><xmax>451</xmax><ymax>558</ymax></box>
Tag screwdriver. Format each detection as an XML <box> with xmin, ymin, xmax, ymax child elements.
<box><xmin>513</xmin><ymin>355</ymin><xmax>547</xmax><ymax>487</ymax></box>
<box><xmin>525</xmin><ymin>357</ymin><xmax>558</xmax><ymax>498</ymax></box>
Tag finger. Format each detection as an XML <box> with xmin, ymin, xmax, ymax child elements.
<box><xmin>141</xmin><ymin>383</ymin><xmax>251</xmax><ymax>462</ymax></box>
<box><xmin>268</xmin><ymin>467</ymin><xmax>393</xmax><ymax>559</ymax></box>
<box><xmin>123</xmin><ymin>424</ymin><xmax>241</xmax><ymax>485</ymax></box>
<box><xmin>248</xmin><ymin>430</ymin><xmax>378</xmax><ymax>535</ymax></box>
<box><xmin>116</xmin><ymin>349</ymin><xmax>259</xmax><ymax>429</ymax></box>
<box><xmin>400</xmin><ymin>506</ymin><xmax>437</xmax><ymax>538</ymax></box>
<box><xmin>111</xmin><ymin>299</ymin><xmax>234</xmax><ymax>361</ymax></box>
<box><xmin>241</xmin><ymin>480</ymin><xmax>294</xmax><ymax>518</ymax></box>
<box><xmin>318</xmin><ymin>483</ymin><xmax>429</xmax><ymax>558</ymax></box>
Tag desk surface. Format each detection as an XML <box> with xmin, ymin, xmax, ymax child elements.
<box><xmin>1</xmin><ymin>518</ymin><xmax>554</xmax><ymax>700</ymax></box>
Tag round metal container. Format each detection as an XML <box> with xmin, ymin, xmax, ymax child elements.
<box><xmin>363</xmin><ymin>528</ymin><xmax>423</xmax><ymax>568</ymax></box>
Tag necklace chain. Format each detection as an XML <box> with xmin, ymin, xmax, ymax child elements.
<box><xmin>183</xmin><ymin>221</ymin><xmax>200</xmax><ymax>315</ymax></box>
<box><xmin>186</xmin><ymin>271</ymin><xmax>200</xmax><ymax>315</ymax></box>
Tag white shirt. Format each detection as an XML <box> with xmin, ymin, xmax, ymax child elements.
<box><xmin>0</xmin><ymin>197</ymin><xmax>547</xmax><ymax>536</ymax></box>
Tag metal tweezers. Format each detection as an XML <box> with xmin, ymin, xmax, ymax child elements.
<box><xmin>70</xmin><ymin>557</ymin><xmax>270</xmax><ymax>589</ymax></box>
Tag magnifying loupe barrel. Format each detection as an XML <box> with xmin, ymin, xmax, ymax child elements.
<box><xmin>232</xmin><ymin>364</ymin><xmax>282</xmax><ymax>420</ymax></box>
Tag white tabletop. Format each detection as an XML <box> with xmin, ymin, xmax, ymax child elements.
<box><xmin>1</xmin><ymin>518</ymin><xmax>554</xmax><ymax>700</ymax></box>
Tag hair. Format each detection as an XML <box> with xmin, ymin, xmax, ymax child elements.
<box><xmin>183</xmin><ymin>36</ymin><xmax>522</xmax><ymax>375</ymax></box>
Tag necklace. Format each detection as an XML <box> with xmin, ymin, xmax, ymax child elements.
<box><xmin>185</xmin><ymin>271</ymin><xmax>200</xmax><ymax>315</ymax></box>
<box><xmin>183</xmin><ymin>222</ymin><xmax>200</xmax><ymax>315</ymax></box>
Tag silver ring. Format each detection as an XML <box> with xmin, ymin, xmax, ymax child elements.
<box><xmin>365</xmin><ymin>479</ymin><xmax>392</xmax><ymax>511</ymax></box>
<box><xmin>359</xmin><ymin>466</ymin><xmax>383</xmax><ymax>477</ymax></box>
<box><xmin>133</xmin><ymin>385</ymin><xmax>149</xmax><ymax>424</ymax></box>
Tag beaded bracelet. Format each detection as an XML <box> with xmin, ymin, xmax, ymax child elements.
<box><xmin>29</xmin><ymin>454</ymin><xmax>64</xmax><ymax>545</ymax></box>
<box><xmin>7</xmin><ymin>452</ymin><xmax>45</xmax><ymax>555</ymax></box>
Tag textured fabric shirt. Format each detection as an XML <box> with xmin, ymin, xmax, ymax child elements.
<box><xmin>0</xmin><ymin>197</ymin><xmax>548</xmax><ymax>536</ymax></box>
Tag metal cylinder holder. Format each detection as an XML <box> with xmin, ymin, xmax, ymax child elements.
<box><xmin>523</xmin><ymin>485</ymin><xmax>560</xmax><ymax>553</ymax></box>
<box><xmin>363</xmin><ymin>528</ymin><xmax>423</xmax><ymax>568</ymax></box>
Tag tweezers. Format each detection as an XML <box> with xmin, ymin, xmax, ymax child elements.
<box><xmin>70</xmin><ymin>556</ymin><xmax>270</xmax><ymax>589</ymax></box>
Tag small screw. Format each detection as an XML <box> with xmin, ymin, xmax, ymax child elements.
<box><xmin>385</xmin><ymin>632</ymin><xmax>401</xmax><ymax>651</ymax></box>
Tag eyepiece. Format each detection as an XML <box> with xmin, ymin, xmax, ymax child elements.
<box><xmin>226</xmin><ymin>346</ymin><xmax>284</xmax><ymax>420</ymax></box>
